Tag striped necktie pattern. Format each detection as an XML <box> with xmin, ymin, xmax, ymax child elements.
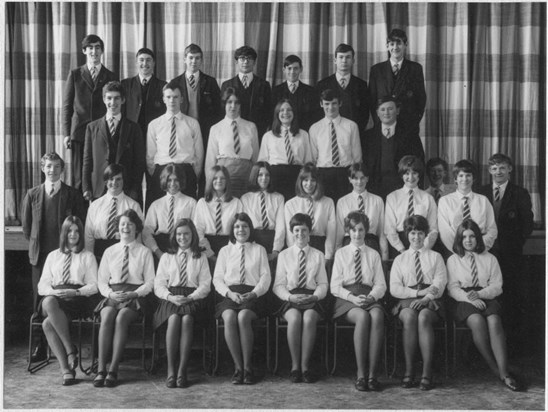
<box><xmin>407</xmin><ymin>190</ymin><xmax>415</xmax><ymax>217</ymax></box>
<box><xmin>415</xmin><ymin>250</ymin><xmax>424</xmax><ymax>285</ymax></box>
<box><xmin>469</xmin><ymin>254</ymin><xmax>480</xmax><ymax>287</ymax></box>
<box><xmin>284</xmin><ymin>129</ymin><xmax>294</xmax><ymax>164</ymax></box>
<box><xmin>330</xmin><ymin>121</ymin><xmax>340</xmax><ymax>166</ymax></box>
<box><xmin>106</xmin><ymin>197</ymin><xmax>118</xmax><ymax>239</ymax></box>
<box><xmin>239</xmin><ymin>245</ymin><xmax>246</xmax><ymax>284</ymax></box>
<box><xmin>179</xmin><ymin>251</ymin><xmax>187</xmax><ymax>287</ymax></box>
<box><xmin>120</xmin><ymin>245</ymin><xmax>130</xmax><ymax>283</ymax></box>
<box><xmin>260</xmin><ymin>191</ymin><xmax>269</xmax><ymax>229</ymax></box>
<box><xmin>169</xmin><ymin>116</ymin><xmax>177</xmax><ymax>158</ymax></box>
<box><xmin>167</xmin><ymin>195</ymin><xmax>175</xmax><ymax>234</ymax></box>
<box><xmin>61</xmin><ymin>252</ymin><xmax>72</xmax><ymax>285</ymax></box>
<box><xmin>354</xmin><ymin>248</ymin><xmax>362</xmax><ymax>284</ymax></box>
<box><xmin>215</xmin><ymin>198</ymin><xmax>222</xmax><ymax>234</ymax></box>
<box><xmin>297</xmin><ymin>249</ymin><xmax>307</xmax><ymax>289</ymax></box>
<box><xmin>462</xmin><ymin>196</ymin><xmax>471</xmax><ymax>220</ymax></box>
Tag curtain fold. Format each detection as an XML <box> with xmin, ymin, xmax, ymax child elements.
<box><xmin>5</xmin><ymin>2</ymin><xmax>545</xmax><ymax>224</ymax></box>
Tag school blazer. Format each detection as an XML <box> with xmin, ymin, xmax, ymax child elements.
<box><xmin>479</xmin><ymin>182</ymin><xmax>534</xmax><ymax>255</ymax></box>
<box><xmin>272</xmin><ymin>81</ymin><xmax>321</xmax><ymax>132</ymax></box>
<box><xmin>22</xmin><ymin>183</ymin><xmax>86</xmax><ymax>265</ymax></box>
<box><xmin>316</xmin><ymin>74</ymin><xmax>370</xmax><ymax>134</ymax></box>
<box><xmin>82</xmin><ymin>116</ymin><xmax>146</xmax><ymax>199</ymax></box>
<box><xmin>62</xmin><ymin>64</ymin><xmax>117</xmax><ymax>144</ymax></box>
<box><xmin>171</xmin><ymin>71</ymin><xmax>222</xmax><ymax>140</ymax></box>
<box><xmin>121</xmin><ymin>75</ymin><xmax>167</xmax><ymax>132</ymax></box>
<box><xmin>368</xmin><ymin>59</ymin><xmax>426</xmax><ymax>130</ymax></box>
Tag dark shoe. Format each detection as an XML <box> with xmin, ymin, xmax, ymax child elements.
<box><xmin>368</xmin><ymin>377</ymin><xmax>381</xmax><ymax>391</ymax></box>
<box><xmin>104</xmin><ymin>371</ymin><xmax>118</xmax><ymax>388</ymax></box>
<box><xmin>93</xmin><ymin>371</ymin><xmax>107</xmax><ymax>388</ymax></box>
<box><xmin>166</xmin><ymin>376</ymin><xmax>176</xmax><ymax>389</ymax></box>
<box><xmin>501</xmin><ymin>375</ymin><xmax>520</xmax><ymax>392</ymax></box>
<box><xmin>62</xmin><ymin>371</ymin><xmax>76</xmax><ymax>386</ymax></box>
<box><xmin>67</xmin><ymin>346</ymin><xmax>78</xmax><ymax>371</ymax></box>
<box><xmin>177</xmin><ymin>375</ymin><xmax>189</xmax><ymax>388</ymax></box>
<box><xmin>289</xmin><ymin>369</ymin><xmax>302</xmax><ymax>383</ymax></box>
<box><xmin>231</xmin><ymin>369</ymin><xmax>243</xmax><ymax>385</ymax></box>
<box><xmin>420</xmin><ymin>376</ymin><xmax>433</xmax><ymax>391</ymax></box>
<box><xmin>355</xmin><ymin>377</ymin><xmax>368</xmax><ymax>391</ymax></box>
<box><xmin>302</xmin><ymin>370</ymin><xmax>315</xmax><ymax>384</ymax></box>
<box><xmin>402</xmin><ymin>375</ymin><xmax>415</xmax><ymax>388</ymax></box>
<box><xmin>243</xmin><ymin>369</ymin><xmax>255</xmax><ymax>385</ymax></box>
<box><xmin>31</xmin><ymin>343</ymin><xmax>47</xmax><ymax>362</ymax></box>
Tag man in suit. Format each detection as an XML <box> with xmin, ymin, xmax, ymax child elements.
<box><xmin>272</xmin><ymin>55</ymin><xmax>320</xmax><ymax>132</ymax></box>
<box><xmin>362</xmin><ymin>96</ymin><xmax>424</xmax><ymax>200</ymax></box>
<box><xmin>22</xmin><ymin>152</ymin><xmax>86</xmax><ymax>360</ymax></box>
<box><xmin>316</xmin><ymin>43</ymin><xmax>369</xmax><ymax>136</ymax></box>
<box><xmin>479</xmin><ymin>153</ymin><xmax>534</xmax><ymax>356</ymax></box>
<box><xmin>221</xmin><ymin>45</ymin><xmax>272</xmax><ymax>139</ymax></box>
<box><xmin>369</xmin><ymin>29</ymin><xmax>426</xmax><ymax>136</ymax></box>
<box><xmin>63</xmin><ymin>34</ymin><xmax>117</xmax><ymax>191</ymax></box>
<box><xmin>82</xmin><ymin>81</ymin><xmax>145</xmax><ymax>203</ymax></box>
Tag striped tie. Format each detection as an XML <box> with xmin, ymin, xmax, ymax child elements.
<box><xmin>307</xmin><ymin>198</ymin><xmax>315</xmax><ymax>227</ymax></box>
<box><xmin>297</xmin><ymin>249</ymin><xmax>307</xmax><ymax>289</ymax></box>
<box><xmin>189</xmin><ymin>74</ymin><xmax>196</xmax><ymax>90</ymax></box>
<box><xmin>358</xmin><ymin>194</ymin><xmax>365</xmax><ymax>213</ymax></box>
<box><xmin>393</xmin><ymin>64</ymin><xmax>400</xmax><ymax>76</ymax></box>
<box><xmin>169</xmin><ymin>116</ymin><xmax>177</xmax><ymax>158</ymax></box>
<box><xmin>90</xmin><ymin>66</ymin><xmax>97</xmax><ymax>82</ymax></box>
<box><xmin>61</xmin><ymin>252</ymin><xmax>72</xmax><ymax>285</ymax></box>
<box><xmin>242</xmin><ymin>74</ymin><xmax>248</xmax><ymax>89</ymax></box>
<box><xmin>469</xmin><ymin>254</ymin><xmax>479</xmax><ymax>287</ymax></box>
<box><xmin>260</xmin><ymin>191</ymin><xmax>269</xmax><ymax>229</ymax></box>
<box><xmin>108</xmin><ymin>117</ymin><xmax>116</xmax><ymax>137</ymax></box>
<box><xmin>106</xmin><ymin>197</ymin><xmax>118</xmax><ymax>239</ymax></box>
<box><xmin>340</xmin><ymin>78</ymin><xmax>346</xmax><ymax>89</ymax></box>
<box><xmin>239</xmin><ymin>245</ymin><xmax>246</xmax><ymax>284</ymax></box>
<box><xmin>284</xmin><ymin>129</ymin><xmax>294</xmax><ymax>164</ymax></box>
<box><xmin>462</xmin><ymin>196</ymin><xmax>471</xmax><ymax>220</ymax></box>
<box><xmin>415</xmin><ymin>250</ymin><xmax>424</xmax><ymax>285</ymax></box>
<box><xmin>167</xmin><ymin>195</ymin><xmax>175</xmax><ymax>233</ymax></box>
<box><xmin>120</xmin><ymin>245</ymin><xmax>129</xmax><ymax>283</ymax></box>
<box><xmin>232</xmin><ymin>121</ymin><xmax>240</xmax><ymax>154</ymax></box>
<box><xmin>330</xmin><ymin>121</ymin><xmax>340</xmax><ymax>166</ymax></box>
<box><xmin>354</xmin><ymin>248</ymin><xmax>362</xmax><ymax>284</ymax></box>
<box><xmin>215</xmin><ymin>198</ymin><xmax>222</xmax><ymax>234</ymax></box>
<box><xmin>407</xmin><ymin>189</ymin><xmax>414</xmax><ymax>217</ymax></box>
<box><xmin>290</xmin><ymin>83</ymin><xmax>296</xmax><ymax>94</ymax></box>
<box><xmin>179</xmin><ymin>251</ymin><xmax>187</xmax><ymax>287</ymax></box>
<box><xmin>494</xmin><ymin>186</ymin><xmax>501</xmax><ymax>202</ymax></box>
<box><xmin>142</xmin><ymin>78</ymin><xmax>148</xmax><ymax>86</ymax></box>
<box><xmin>434</xmin><ymin>188</ymin><xmax>441</xmax><ymax>204</ymax></box>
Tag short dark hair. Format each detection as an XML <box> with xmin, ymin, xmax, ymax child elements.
<box><xmin>184</xmin><ymin>43</ymin><xmax>203</xmax><ymax>57</ymax></box>
<box><xmin>398</xmin><ymin>155</ymin><xmax>424</xmax><ymax>177</ymax></box>
<box><xmin>168</xmin><ymin>218</ymin><xmax>202</xmax><ymax>258</ymax></box>
<box><xmin>81</xmin><ymin>34</ymin><xmax>104</xmax><ymax>51</ymax></box>
<box><xmin>248</xmin><ymin>161</ymin><xmax>274</xmax><ymax>192</ymax></box>
<box><xmin>334</xmin><ymin>43</ymin><xmax>355</xmax><ymax>57</ymax></box>
<box><xmin>283</xmin><ymin>55</ymin><xmax>302</xmax><ymax>68</ymax></box>
<box><xmin>404</xmin><ymin>215</ymin><xmax>430</xmax><ymax>237</ymax></box>
<box><xmin>488</xmin><ymin>153</ymin><xmax>513</xmax><ymax>168</ymax></box>
<box><xmin>116</xmin><ymin>208</ymin><xmax>144</xmax><ymax>235</ymax></box>
<box><xmin>234</xmin><ymin>46</ymin><xmax>257</xmax><ymax>61</ymax></box>
<box><xmin>136</xmin><ymin>47</ymin><xmax>155</xmax><ymax>60</ymax></box>
<box><xmin>228</xmin><ymin>212</ymin><xmax>256</xmax><ymax>244</ymax></box>
<box><xmin>387</xmin><ymin>29</ymin><xmax>407</xmax><ymax>44</ymax></box>
<box><xmin>205</xmin><ymin>165</ymin><xmax>233</xmax><ymax>202</ymax></box>
<box><xmin>221</xmin><ymin>87</ymin><xmax>241</xmax><ymax>106</ymax></box>
<box><xmin>103</xmin><ymin>163</ymin><xmax>125</xmax><ymax>182</ymax></box>
<box><xmin>453</xmin><ymin>219</ymin><xmax>486</xmax><ymax>256</ymax></box>
<box><xmin>452</xmin><ymin>159</ymin><xmax>477</xmax><ymax>180</ymax></box>
<box><xmin>160</xmin><ymin>163</ymin><xmax>186</xmax><ymax>192</ymax></box>
<box><xmin>295</xmin><ymin>163</ymin><xmax>324</xmax><ymax>200</ymax></box>
<box><xmin>271</xmin><ymin>99</ymin><xmax>300</xmax><ymax>136</ymax></box>
<box><xmin>163</xmin><ymin>80</ymin><xmax>183</xmax><ymax>96</ymax></box>
<box><xmin>102</xmin><ymin>81</ymin><xmax>125</xmax><ymax>99</ymax></box>
<box><xmin>320</xmin><ymin>88</ymin><xmax>341</xmax><ymax>103</ymax></box>
<box><xmin>289</xmin><ymin>213</ymin><xmax>312</xmax><ymax>232</ymax></box>
<box><xmin>59</xmin><ymin>216</ymin><xmax>85</xmax><ymax>254</ymax></box>
<box><xmin>344</xmin><ymin>211</ymin><xmax>370</xmax><ymax>233</ymax></box>
<box><xmin>347</xmin><ymin>162</ymin><xmax>370</xmax><ymax>179</ymax></box>
<box><xmin>375</xmin><ymin>95</ymin><xmax>400</xmax><ymax>110</ymax></box>
<box><xmin>40</xmin><ymin>152</ymin><xmax>65</xmax><ymax>170</ymax></box>
<box><xmin>426</xmin><ymin>157</ymin><xmax>449</xmax><ymax>175</ymax></box>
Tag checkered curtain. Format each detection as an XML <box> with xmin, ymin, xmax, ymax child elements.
<box><xmin>5</xmin><ymin>2</ymin><xmax>545</xmax><ymax>224</ymax></box>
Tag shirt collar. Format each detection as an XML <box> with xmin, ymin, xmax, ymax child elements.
<box><xmin>106</xmin><ymin>192</ymin><xmax>123</xmax><ymax>201</ymax></box>
<box><xmin>239</xmin><ymin>72</ymin><xmax>254</xmax><ymax>84</ymax></box>
<box><xmin>121</xmin><ymin>240</ymin><xmax>137</xmax><ymax>250</ymax></box>
<box><xmin>335</xmin><ymin>72</ymin><xmax>351</xmax><ymax>83</ymax></box>
<box><xmin>390</xmin><ymin>57</ymin><xmax>404</xmax><ymax>68</ymax></box>
<box><xmin>352</xmin><ymin>243</ymin><xmax>366</xmax><ymax>253</ymax></box>
<box><xmin>186</xmin><ymin>70</ymin><xmax>200</xmax><ymax>81</ymax></box>
<box><xmin>457</xmin><ymin>190</ymin><xmax>474</xmax><ymax>199</ymax></box>
<box><xmin>354</xmin><ymin>189</ymin><xmax>368</xmax><ymax>197</ymax></box>
<box><xmin>107</xmin><ymin>113</ymin><xmax>122</xmax><ymax>122</ymax></box>
<box><xmin>325</xmin><ymin>115</ymin><xmax>341</xmax><ymax>125</ymax></box>
<box><xmin>225</xmin><ymin>115</ymin><xmax>241</xmax><ymax>123</ymax></box>
<box><xmin>88</xmin><ymin>63</ymin><xmax>102</xmax><ymax>73</ymax></box>
<box><xmin>409</xmin><ymin>246</ymin><xmax>427</xmax><ymax>254</ymax></box>
<box><xmin>382</xmin><ymin>121</ymin><xmax>397</xmax><ymax>135</ymax></box>
<box><xmin>166</xmin><ymin>111</ymin><xmax>183</xmax><ymax>120</ymax></box>
<box><xmin>45</xmin><ymin>180</ymin><xmax>61</xmax><ymax>193</ymax></box>
<box><xmin>286</xmin><ymin>80</ymin><xmax>299</xmax><ymax>89</ymax></box>
<box><xmin>493</xmin><ymin>181</ymin><xmax>508</xmax><ymax>191</ymax></box>
<box><xmin>294</xmin><ymin>244</ymin><xmax>310</xmax><ymax>254</ymax></box>
<box><xmin>138</xmin><ymin>74</ymin><xmax>152</xmax><ymax>84</ymax></box>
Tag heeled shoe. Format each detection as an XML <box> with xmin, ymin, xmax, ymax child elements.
<box><xmin>368</xmin><ymin>377</ymin><xmax>381</xmax><ymax>391</ymax></box>
<box><xmin>177</xmin><ymin>374</ymin><xmax>189</xmax><ymax>388</ymax></box>
<box><xmin>401</xmin><ymin>375</ymin><xmax>415</xmax><ymax>388</ymax></box>
<box><xmin>93</xmin><ymin>371</ymin><xmax>107</xmax><ymax>388</ymax></box>
<box><xmin>419</xmin><ymin>376</ymin><xmax>433</xmax><ymax>391</ymax></box>
<box><xmin>62</xmin><ymin>371</ymin><xmax>76</xmax><ymax>386</ymax></box>
<box><xmin>104</xmin><ymin>371</ymin><xmax>118</xmax><ymax>388</ymax></box>
<box><xmin>165</xmin><ymin>376</ymin><xmax>176</xmax><ymax>388</ymax></box>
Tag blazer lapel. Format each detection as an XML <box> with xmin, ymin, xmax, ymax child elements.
<box><xmin>99</xmin><ymin>117</ymin><xmax>110</xmax><ymax>146</ymax></box>
<box><xmin>81</xmin><ymin>65</ymin><xmax>95</xmax><ymax>90</ymax></box>
<box><xmin>58</xmin><ymin>184</ymin><xmax>69</xmax><ymax>228</ymax></box>
<box><xmin>133</xmin><ymin>76</ymin><xmax>143</xmax><ymax>105</ymax></box>
<box><xmin>116</xmin><ymin>119</ymin><xmax>129</xmax><ymax>163</ymax></box>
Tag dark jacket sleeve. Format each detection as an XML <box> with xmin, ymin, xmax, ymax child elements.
<box><xmin>131</xmin><ymin>123</ymin><xmax>146</xmax><ymax>195</ymax></box>
<box><xmin>82</xmin><ymin>122</ymin><xmax>94</xmax><ymax>194</ymax></box>
<box><xmin>21</xmin><ymin>189</ymin><xmax>33</xmax><ymax>240</ymax></box>
<box><xmin>62</xmin><ymin>70</ymin><xmax>76</xmax><ymax>137</ymax></box>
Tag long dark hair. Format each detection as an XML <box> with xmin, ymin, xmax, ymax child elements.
<box><xmin>453</xmin><ymin>219</ymin><xmax>486</xmax><ymax>257</ymax></box>
<box><xmin>228</xmin><ymin>212</ymin><xmax>256</xmax><ymax>244</ymax></box>
<box><xmin>168</xmin><ymin>218</ymin><xmax>202</xmax><ymax>259</ymax></box>
<box><xmin>271</xmin><ymin>99</ymin><xmax>300</xmax><ymax>137</ymax></box>
<box><xmin>59</xmin><ymin>216</ymin><xmax>85</xmax><ymax>254</ymax></box>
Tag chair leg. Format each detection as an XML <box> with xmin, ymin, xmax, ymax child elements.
<box><xmin>384</xmin><ymin>328</ymin><xmax>389</xmax><ymax>378</ymax></box>
<box><xmin>266</xmin><ymin>318</ymin><xmax>271</xmax><ymax>372</ymax></box>
<box><xmin>391</xmin><ymin>324</ymin><xmax>398</xmax><ymax>378</ymax></box>
<box><xmin>273</xmin><ymin>319</ymin><xmax>279</xmax><ymax>374</ymax></box>
<box><xmin>444</xmin><ymin>323</ymin><xmax>449</xmax><ymax>379</ymax></box>
<box><xmin>27</xmin><ymin>315</ymin><xmax>51</xmax><ymax>374</ymax></box>
<box><xmin>330</xmin><ymin>324</ymin><xmax>337</xmax><ymax>375</ymax></box>
<box><xmin>324</xmin><ymin>323</ymin><xmax>329</xmax><ymax>374</ymax></box>
<box><xmin>213</xmin><ymin>320</ymin><xmax>220</xmax><ymax>376</ymax></box>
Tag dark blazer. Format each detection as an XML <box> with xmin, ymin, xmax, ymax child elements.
<box><xmin>171</xmin><ymin>71</ymin><xmax>222</xmax><ymax>141</ymax></box>
<box><xmin>63</xmin><ymin>64</ymin><xmax>117</xmax><ymax>143</ymax></box>
<box><xmin>362</xmin><ymin>122</ymin><xmax>425</xmax><ymax>196</ymax></box>
<box><xmin>82</xmin><ymin>116</ymin><xmax>146</xmax><ymax>199</ymax></box>
<box><xmin>316</xmin><ymin>74</ymin><xmax>370</xmax><ymax>134</ymax></box>
<box><xmin>221</xmin><ymin>75</ymin><xmax>272</xmax><ymax>138</ymax></box>
<box><xmin>478</xmin><ymin>182</ymin><xmax>534</xmax><ymax>255</ymax></box>
<box><xmin>369</xmin><ymin>59</ymin><xmax>426</xmax><ymax>133</ymax></box>
<box><xmin>272</xmin><ymin>81</ymin><xmax>321</xmax><ymax>132</ymax></box>
<box><xmin>22</xmin><ymin>183</ymin><xmax>85</xmax><ymax>265</ymax></box>
<box><xmin>121</xmin><ymin>75</ymin><xmax>167</xmax><ymax>134</ymax></box>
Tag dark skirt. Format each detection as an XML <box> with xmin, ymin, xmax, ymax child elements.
<box><xmin>274</xmin><ymin>288</ymin><xmax>328</xmax><ymax>320</ymax></box>
<box><xmin>214</xmin><ymin>284</ymin><xmax>268</xmax><ymax>319</ymax></box>
<box><xmin>94</xmin><ymin>238</ymin><xmax>119</xmax><ymax>260</ymax></box>
<box><xmin>38</xmin><ymin>284</ymin><xmax>98</xmax><ymax>319</ymax></box>
<box><xmin>270</xmin><ymin>164</ymin><xmax>302</xmax><ymax>202</ymax></box>
<box><xmin>309</xmin><ymin>235</ymin><xmax>326</xmax><ymax>254</ymax></box>
<box><xmin>153</xmin><ymin>286</ymin><xmax>208</xmax><ymax>329</ymax></box>
<box><xmin>391</xmin><ymin>284</ymin><xmax>446</xmax><ymax>319</ymax></box>
<box><xmin>153</xmin><ymin>233</ymin><xmax>172</xmax><ymax>254</ymax></box>
<box><xmin>94</xmin><ymin>284</ymin><xmax>153</xmax><ymax>315</ymax></box>
<box><xmin>253</xmin><ymin>229</ymin><xmax>275</xmax><ymax>254</ymax></box>
<box><xmin>205</xmin><ymin>235</ymin><xmax>230</xmax><ymax>256</ymax></box>
<box><xmin>453</xmin><ymin>287</ymin><xmax>502</xmax><ymax>323</ymax></box>
<box><xmin>333</xmin><ymin>284</ymin><xmax>385</xmax><ymax>319</ymax></box>
<box><xmin>342</xmin><ymin>234</ymin><xmax>381</xmax><ymax>254</ymax></box>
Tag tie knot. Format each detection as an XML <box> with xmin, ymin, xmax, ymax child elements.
<box><xmin>142</xmin><ymin>78</ymin><xmax>148</xmax><ymax>86</ymax></box>
<box><xmin>232</xmin><ymin>120</ymin><xmax>237</xmax><ymax>127</ymax></box>
<box><xmin>409</xmin><ymin>189</ymin><xmax>414</xmax><ymax>195</ymax></box>
<box><xmin>216</xmin><ymin>197</ymin><xmax>222</xmax><ymax>203</ymax></box>
<box><xmin>415</xmin><ymin>250</ymin><xmax>420</xmax><ymax>257</ymax></box>
<box><xmin>124</xmin><ymin>245</ymin><xmax>129</xmax><ymax>252</ymax></box>
<box><xmin>355</xmin><ymin>248</ymin><xmax>360</xmax><ymax>257</ymax></box>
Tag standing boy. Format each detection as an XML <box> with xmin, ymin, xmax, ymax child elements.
<box><xmin>425</xmin><ymin>157</ymin><xmax>456</xmax><ymax>204</ymax></box>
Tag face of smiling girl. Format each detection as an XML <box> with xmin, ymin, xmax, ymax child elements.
<box><xmin>119</xmin><ymin>216</ymin><xmax>137</xmax><ymax>243</ymax></box>
<box><xmin>233</xmin><ymin>220</ymin><xmax>250</xmax><ymax>244</ymax></box>
<box><xmin>176</xmin><ymin>225</ymin><xmax>193</xmax><ymax>250</ymax></box>
<box><xmin>349</xmin><ymin>222</ymin><xmax>366</xmax><ymax>246</ymax></box>
<box><xmin>257</xmin><ymin>167</ymin><xmax>270</xmax><ymax>191</ymax></box>
<box><xmin>67</xmin><ymin>224</ymin><xmax>80</xmax><ymax>249</ymax></box>
<box><xmin>462</xmin><ymin>229</ymin><xmax>477</xmax><ymax>252</ymax></box>
<box><xmin>302</xmin><ymin>176</ymin><xmax>317</xmax><ymax>196</ymax></box>
<box><xmin>402</xmin><ymin>169</ymin><xmax>420</xmax><ymax>189</ymax></box>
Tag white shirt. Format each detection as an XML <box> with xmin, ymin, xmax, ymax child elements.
<box><xmin>390</xmin><ymin>247</ymin><xmax>447</xmax><ymax>301</ymax></box>
<box><xmin>274</xmin><ymin>245</ymin><xmax>328</xmax><ymax>301</ymax></box>
<box><xmin>38</xmin><ymin>249</ymin><xmax>98</xmax><ymax>297</ymax></box>
<box><xmin>492</xmin><ymin>180</ymin><xmax>509</xmax><ymax>200</ymax></box>
<box><xmin>44</xmin><ymin>180</ymin><xmax>62</xmax><ymax>197</ymax></box>
<box><xmin>335</xmin><ymin>72</ymin><xmax>351</xmax><ymax>87</ymax></box>
<box><xmin>331</xmin><ymin>244</ymin><xmax>386</xmax><ymax>301</ymax></box>
<box><xmin>185</xmin><ymin>70</ymin><xmax>200</xmax><ymax>83</ymax></box>
<box><xmin>384</xmin><ymin>186</ymin><xmax>438</xmax><ymax>251</ymax></box>
<box><xmin>154</xmin><ymin>249</ymin><xmax>211</xmax><ymax>301</ymax></box>
<box><xmin>381</xmin><ymin>121</ymin><xmax>397</xmax><ymax>138</ymax></box>
<box><xmin>284</xmin><ymin>195</ymin><xmax>336</xmax><ymax>259</ymax></box>
<box><xmin>213</xmin><ymin>242</ymin><xmax>271</xmax><ymax>298</ymax></box>
<box><xmin>240</xmin><ymin>190</ymin><xmax>286</xmax><ymax>253</ymax></box>
<box><xmin>238</xmin><ymin>72</ymin><xmax>254</xmax><ymax>85</ymax></box>
<box><xmin>258</xmin><ymin>129</ymin><xmax>312</xmax><ymax>166</ymax></box>
<box><xmin>286</xmin><ymin>80</ymin><xmax>299</xmax><ymax>92</ymax></box>
<box><xmin>146</xmin><ymin>112</ymin><xmax>204</xmax><ymax>176</ymax></box>
<box><xmin>309</xmin><ymin>116</ymin><xmax>362</xmax><ymax>167</ymax></box>
<box><xmin>438</xmin><ymin>191</ymin><xmax>497</xmax><ymax>251</ymax></box>
<box><xmin>425</xmin><ymin>183</ymin><xmax>457</xmax><ymax>199</ymax></box>
<box><xmin>98</xmin><ymin>241</ymin><xmax>155</xmax><ymax>298</ymax></box>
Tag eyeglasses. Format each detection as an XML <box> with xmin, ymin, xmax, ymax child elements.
<box><xmin>237</xmin><ymin>56</ymin><xmax>255</xmax><ymax>63</ymax></box>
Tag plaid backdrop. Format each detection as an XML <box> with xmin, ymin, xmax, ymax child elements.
<box><xmin>5</xmin><ymin>2</ymin><xmax>545</xmax><ymax>224</ymax></box>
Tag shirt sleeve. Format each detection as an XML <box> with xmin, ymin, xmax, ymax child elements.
<box><xmin>324</xmin><ymin>199</ymin><xmax>336</xmax><ymax>260</ymax></box>
<box><xmin>273</xmin><ymin>195</ymin><xmax>286</xmax><ymax>253</ymax></box>
<box><xmin>330</xmin><ymin>250</ymin><xmax>352</xmax><ymax>301</ymax></box>
<box><xmin>37</xmin><ymin>252</ymin><xmax>56</xmax><ymax>297</ymax></box>
<box><xmin>142</xmin><ymin>202</ymin><xmax>160</xmax><ymax>252</ymax></box>
<box><xmin>368</xmin><ymin>251</ymin><xmax>387</xmax><ymax>300</ymax></box>
<box><xmin>98</xmin><ymin>249</ymin><xmax>114</xmax><ymax>298</ymax></box>
<box><xmin>188</xmin><ymin>255</ymin><xmax>212</xmax><ymax>300</ymax></box>
<box><xmin>153</xmin><ymin>254</ymin><xmax>171</xmax><ymax>300</ymax></box>
<box><xmin>251</xmin><ymin>245</ymin><xmax>271</xmax><ymax>297</ymax></box>
<box><xmin>384</xmin><ymin>194</ymin><xmax>405</xmax><ymax>252</ymax></box>
<box><xmin>192</xmin><ymin>121</ymin><xmax>204</xmax><ymax>177</ymax></box>
<box><xmin>389</xmin><ymin>255</ymin><xmax>418</xmax><ymax>299</ymax></box>
<box><xmin>446</xmin><ymin>255</ymin><xmax>471</xmax><ymax>302</ymax></box>
<box><xmin>273</xmin><ymin>251</ymin><xmax>291</xmax><ymax>301</ymax></box>
<box><xmin>314</xmin><ymin>252</ymin><xmax>328</xmax><ymax>300</ymax></box>
<box><xmin>437</xmin><ymin>197</ymin><xmax>455</xmax><ymax>252</ymax></box>
<box><xmin>477</xmin><ymin>254</ymin><xmax>503</xmax><ymax>300</ymax></box>
<box><xmin>425</xmin><ymin>253</ymin><xmax>447</xmax><ymax>300</ymax></box>
<box><xmin>350</xmin><ymin>122</ymin><xmax>362</xmax><ymax>163</ymax></box>
<box><xmin>80</xmin><ymin>252</ymin><xmax>99</xmax><ymax>296</ymax></box>
<box><xmin>133</xmin><ymin>248</ymin><xmax>155</xmax><ymax>297</ymax></box>
<box><xmin>212</xmin><ymin>247</ymin><xmax>230</xmax><ymax>297</ymax></box>
<box><xmin>482</xmin><ymin>201</ymin><xmax>498</xmax><ymax>251</ymax></box>
<box><xmin>425</xmin><ymin>196</ymin><xmax>439</xmax><ymax>250</ymax></box>
<box><xmin>146</xmin><ymin>122</ymin><xmax>158</xmax><ymax>175</ymax></box>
